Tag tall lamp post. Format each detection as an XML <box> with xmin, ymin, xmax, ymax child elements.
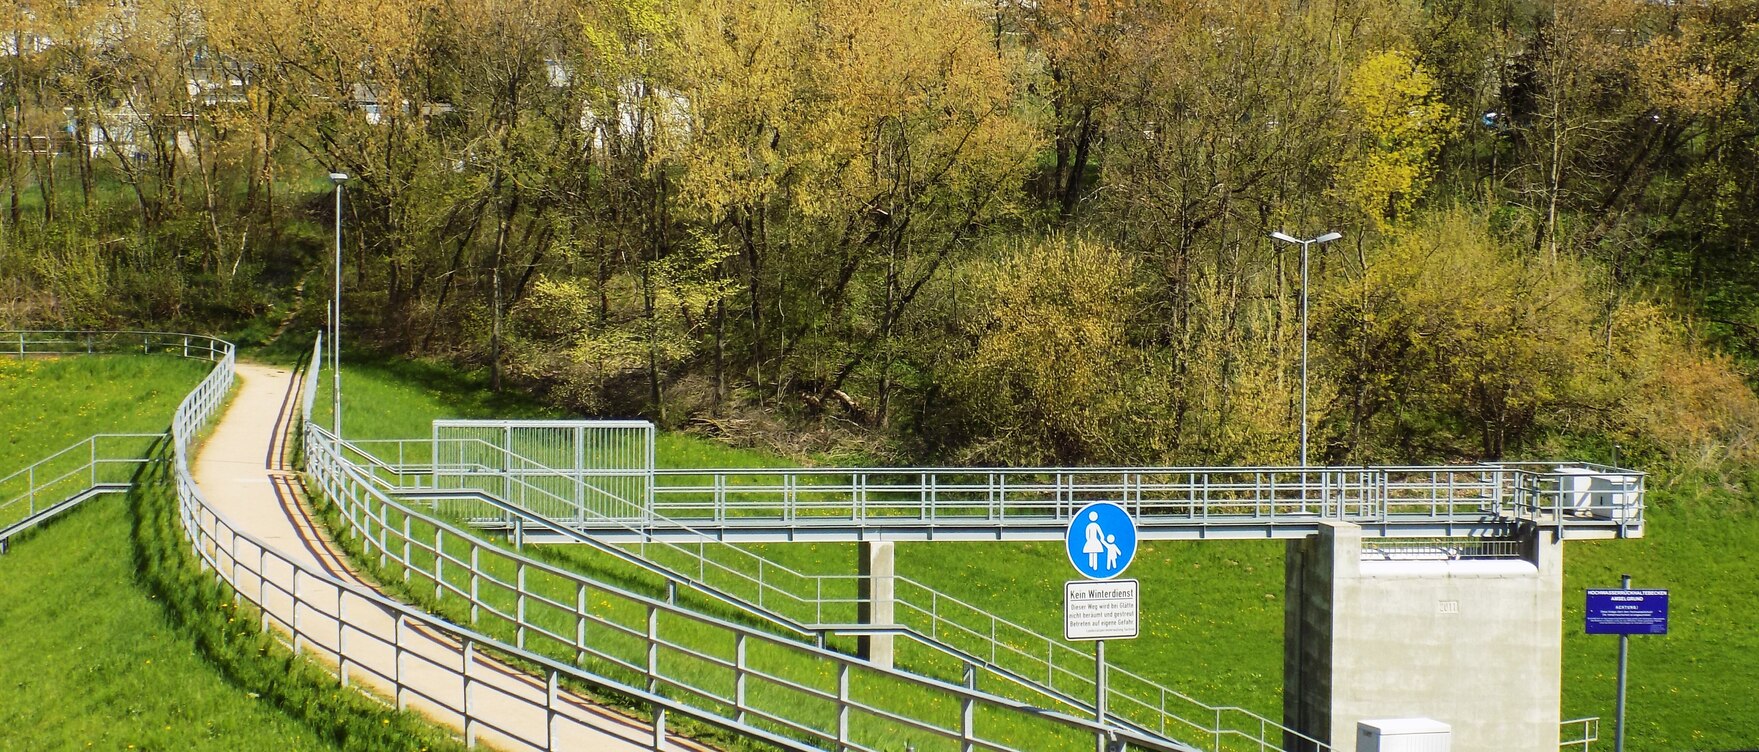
<box><xmin>1270</xmin><ymin>230</ymin><xmax>1342</xmax><ymax>467</ymax></box>
<box><xmin>329</xmin><ymin>172</ymin><xmax>348</xmax><ymax>437</ymax></box>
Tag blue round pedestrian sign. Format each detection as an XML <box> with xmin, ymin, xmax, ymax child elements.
<box><xmin>1066</xmin><ymin>502</ymin><xmax>1138</xmax><ymax>579</ymax></box>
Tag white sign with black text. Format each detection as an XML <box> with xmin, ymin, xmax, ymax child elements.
<box><xmin>1064</xmin><ymin>579</ymin><xmax>1139</xmax><ymax>641</ymax></box>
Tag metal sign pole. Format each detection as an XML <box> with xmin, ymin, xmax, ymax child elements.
<box><xmin>1095</xmin><ymin>638</ymin><xmax>1107</xmax><ymax>752</ymax></box>
<box><xmin>1615</xmin><ymin>573</ymin><xmax>1631</xmax><ymax>752</ymax></box>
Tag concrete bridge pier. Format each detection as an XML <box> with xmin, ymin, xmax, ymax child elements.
<box><xmin>1283</xmin><ymin>521</ymin><xmax>1564</xmax><ymax>752</ymax></box>
<box><xmin>858</xmin><ymin>540</ymin><xmax>896</xmax><ymax>669</ymax></box>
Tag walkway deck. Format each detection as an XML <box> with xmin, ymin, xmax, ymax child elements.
<box><xmin>193</xmin><ymin>362</ymin><xmax>705</xmax><ymax>751</ymax></box>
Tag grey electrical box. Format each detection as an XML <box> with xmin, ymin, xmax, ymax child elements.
<box><xmin>1357</xmin><ymin>718</ymin><xmax>1451</xmax><ymax>752</ymax></box>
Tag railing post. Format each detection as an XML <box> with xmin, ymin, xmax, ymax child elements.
<box><xmin>576</xmin><ymin>583</ymin><xmax>589</xmax><ymax>665</ymax></box>
<box><xmin>394</xmin><ymin>615</ymin><xmax>406</xmax><ymax>711</ymax></box>
<box><xmin>546</xmin><ymin>669</ymin><xmax>559</xmax><ymax>752</ymax></box>
<box><xmin>469</xmin><ymin>545</ymin><xmax>480</xmax><ymax>624</ymax></box>
<box><xmin>960</xmin><ymin>662</ymin><xmax>976</xmax><ymax>752</ymax></box>
<box><xmin>517</xmin><ymin>562</ymin><xmax>528</xmax><ymax>648</ymax></box>
<box><xmin>646</xmin><ymin>603</ymin><xmax>660</xmax><ymax>692</ymax></box>
<box><xmin>463</xmin><ymin>638</ymin><xmax>477</xmax><ymax>747</ymax></box>
<box><xmin>378</xmin><ymin>500</ymin><xmax>389</xmax><ymax>569</ymax></box>
<box><xmin>837</xmin><ymin>662</ymin><xmax>850</xmax><ymax>751</ymax></box>
<box><xmin>734</xmin><ymin>633</ymin><xmax>748</xmax><ymax>724</ymax></box>
<box><xmin>434</xmin><ymin>528</ymin><xmax>445</xmax><ymax>601</ymax></box>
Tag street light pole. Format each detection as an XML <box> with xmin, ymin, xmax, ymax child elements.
<box><xmin>1270</xmin><ymin>230</ymin><xmax>1342</xmax><ymax>467</ymax></box>
<box><xmin>329</xmin><ymin>172</ymin><xmax>348</xmax><ymax>437</ymax></box>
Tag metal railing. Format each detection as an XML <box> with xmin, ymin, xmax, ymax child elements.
<box><xmin>10</xmin><ymin>331</ymin><xmax>1191</xmax><ymax>751</ymax></box>
<box><xmin>322</xmin><ymin>414</ymin><xmax>1652</xmax><ymax>752</ymax></box>
<box><xmin>339</xmin><ymin>435</ymin><xmax>1328</xmax><ymax>752</ymax></box>
<box><xmin>0</xmin><ymin>434</ymin><xmax>166</xmax><ymax>545</ymax></box>
<box><xmin>0</xmin><ymin>331</ymin><xmax>234</xmax><ymax>550</ymax></box>
<box><xmin>296</xmin><ymin>335</ymin><xmax>1206</xmax><ymax>752</ymax></box>
<box><xmin>5</xmin><ymin>330</ymin><xmax>231</xmax><ymax>361</ymax></box>
<box><xmin>1560</xmin><ymin>717</ymin><xmax>1599</xmax><ymax>751</ymax></box>
<box><xmin>338</xmin><ymin>440</ymin><xmax>1646</xmax><ymax>541</ymax></box>
<box><xmin>1359</xmin><ymin>537</ymin><xmax>1526</xmax><ymax>561</ymax></box>
<box><xmin>641</xmin><ymin>465</ymin><xmax>1644</xmax><ymax>539</ymax></box>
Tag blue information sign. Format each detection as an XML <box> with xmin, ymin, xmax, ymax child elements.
<box><xmin>1585</xmin><ymin>589</ymin><xmax>1669</xmax><ymax>635</ymax></box>
<box><xmin>1066</xmin><ymin>502</ymin><xmax>1138</xmax><ymax>580</ymax></box>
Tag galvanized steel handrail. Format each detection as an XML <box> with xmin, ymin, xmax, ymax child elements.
<box><xmin>638</xmin><ymin>465</ymin><xmax>1643</xmax><ymax>536</ymax></box>
<box><xmin>297</xmin><ymin>335</ymin><xmax>1201</xmax><ymax>752</ymax></box>
<box><xmin>343</xmin><ymin>444</ymin><xmax>1646</xmax><ymax>539</ymax></box>
<box><xmin>1</xmin><ymin>434</ymin><xmax>165</xmax><ymax>523</ymax></box>
<box><xmin>1560</xmin><ymin>717</ymin><xmax>1599</xmax><ymax>751</ymax></box>
<box><xmin>1</xmin><ymin>330</ymin><xmax>233</xmax><ymax>547</ymax></box>
<box><xmin>0</xmin><ymin>433</ymin><xmax>166</xmax><ymax>551</ymax></box>
<box><xmin>345</xmin><ymin>436</ymin><xmax>1332</xmax><ymax>752</ymax></box>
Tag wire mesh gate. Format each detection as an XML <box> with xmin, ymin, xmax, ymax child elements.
<box><xmin>430</xmin><ymin>420</ymin><xmax>655</xmax><ymax>523</ymax></box>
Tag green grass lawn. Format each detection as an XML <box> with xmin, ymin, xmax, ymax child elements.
<box><xmin>0</xmin><ymin>354</ymin><xmax>210</xmax><ymax>469</ymax></box>
<box><xmin>1561</xmin><ymin>484</ymin><xmax>1759</xmax><ymax>750</ymax></box>
<box><xmin>0</xmin><ymin>355</ymin><xmax>339</xmax><ymax>750</ymax></box>
<box><xmin>316</xmin><ymin>354</ymin><xmax>1759</xmax><ymax>750</ymax></box>
<box><xmin>0</xmin><ymin>494</ymin><xmax>341</xmax><ymax>751</ymax></box>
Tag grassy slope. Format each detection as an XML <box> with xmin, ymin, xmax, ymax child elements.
<box><xmin>318</xmin><ymin>355</ymin><xmax>1759</xmax><ymax>750</ymax></box>
<box><xmin>0</xmin><ymin>356</ymin><xmax>337</xmax><ymax>751</ymax></box>
<box><xmin>0</xmin><ymin>355</ymin><xmax>209</xmax><ymax>468</ymax></box>
<box><xmin>1561</xmin><ymin>486</ymin><xmax>1759</xmax><ymax>750</ymax></box>
<box><xmin>0</xmin><ymin>495</ymin><xmax>339</xmax><ymax>751</ymax></box>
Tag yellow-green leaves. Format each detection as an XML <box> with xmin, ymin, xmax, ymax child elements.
<box><xmin>941</xmin><ymin>236</ymin><xmax>1149</xmax><ymax>465</ymax></box>
<box><xmin>1336</xmin><ymin>50</ymin><xmax>1452</xmax><ymax>229</ymax></box>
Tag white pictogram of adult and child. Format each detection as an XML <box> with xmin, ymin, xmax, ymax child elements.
<box><xmin>1081</xmin><ymin>511</ymin><xmax>1122</xmax><ymax>572</ymax></box>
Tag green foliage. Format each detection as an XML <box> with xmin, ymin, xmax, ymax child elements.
<box><xmin>8</xmin><ymin>0</ymin><xmax>1759</xmax><ymax>471</ymax></box>
<box><xmin>1320</xmin><ymin>207</ymin><xmax>1600</xmax><ymax>458</ymax></box>
<box><xmin>1336</xmin><ymin>50</ymin><xmax>1453</xmax><ymax>227</ymax></box>
<box><xmin>1561</xmin><ymin>482</ymin><xmax>1759</xmax><ymax>749</ymax></box>
<box><xmin>926</xmin><ymin>236</ymin><xmax>1164</xmax><ymax>464</ymax></box>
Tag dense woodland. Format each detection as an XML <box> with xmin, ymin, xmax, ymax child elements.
<box><xmin>4</xmin><ymin>0</ymin><xmax>1759</xmax><ymax>470</ymax></box>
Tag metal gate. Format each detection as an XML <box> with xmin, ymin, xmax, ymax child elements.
<box><xmin>431</xmin><ymin>419</ymin><xmax>654</xmax><ymax>522</ymax></box>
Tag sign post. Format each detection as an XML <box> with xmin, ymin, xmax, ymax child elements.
<box><xmin>1065</xmin><ymin>502</ymin><xmax>1139</xmax><ymax>752</ymax></box>
<box><xmin>1586</xmin><ymin>575</ymin><xmax>1669</xmax><ymax>752</ymax></box>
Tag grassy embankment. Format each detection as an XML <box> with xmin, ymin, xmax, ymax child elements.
<box><xmin>312</xmin><ymin>357</ymin><xmax>1759</xmax><ymax>751</ymax></box>
<box><xmin>0</xmin><ymin>355</ymin><xmax>335</xmax><ymax>750</ymax></box>
<box><xmin>0</xmin><ymin>354</ymin><xmax>465</xmax><ymax>752</ymax></box>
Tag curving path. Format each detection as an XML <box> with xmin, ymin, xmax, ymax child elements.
<box><xmin>194</xmin><ymin>362</ymin><xmax>709</xmax><ymax>751</ymax></box>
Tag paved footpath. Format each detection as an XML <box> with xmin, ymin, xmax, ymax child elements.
<box><xmin>193</xmin><ymin>362</ymin><xmax>709</xmax><ymax>752</ymax></box>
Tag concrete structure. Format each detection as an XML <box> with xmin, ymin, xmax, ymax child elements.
<box><xmin>1284</xmin><ymin>521</ymin><xmax>1563</xmax><ymax>752</ymax></box>
<box><xmin>857</xmin><ymin>540</ymin><xmax>896</xmax><ymax>669</ymax></box>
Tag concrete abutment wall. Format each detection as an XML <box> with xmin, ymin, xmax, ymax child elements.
<box><xmin>1284</xmin><ymin>521</ymin><xmax>1563</xmax><ymax>752</ymax></box>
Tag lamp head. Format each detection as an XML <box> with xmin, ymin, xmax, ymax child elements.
<box><xmin>1315</xmin><ymin>232</ymin><xmax>1343</xmax><ymax>244</ymax></box>
<box><xmin>329</xmin><ymin>172</ymin><xmax>349</xmax><ymax>185</ymax></box>
<box><xmin>1270</xmin><ymin>232</ymin><xmax>1299</xmax><ymax>244</ymax></box>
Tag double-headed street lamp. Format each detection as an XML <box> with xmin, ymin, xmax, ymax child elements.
<box><xmin>330</xmin><ymin>172</ymin><xmax>348</xmax><ymax>437</ymax></box>
<box><xmin>1270</xmin><ymin>230</ymin><xmax>1342</xmax><ymax>467</ymax></box>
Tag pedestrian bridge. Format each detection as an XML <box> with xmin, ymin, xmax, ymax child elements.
<box><xmin>335</xmin><ymin>420</ymin><xmax>1646</xmax><ymax>545</ymax></box>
